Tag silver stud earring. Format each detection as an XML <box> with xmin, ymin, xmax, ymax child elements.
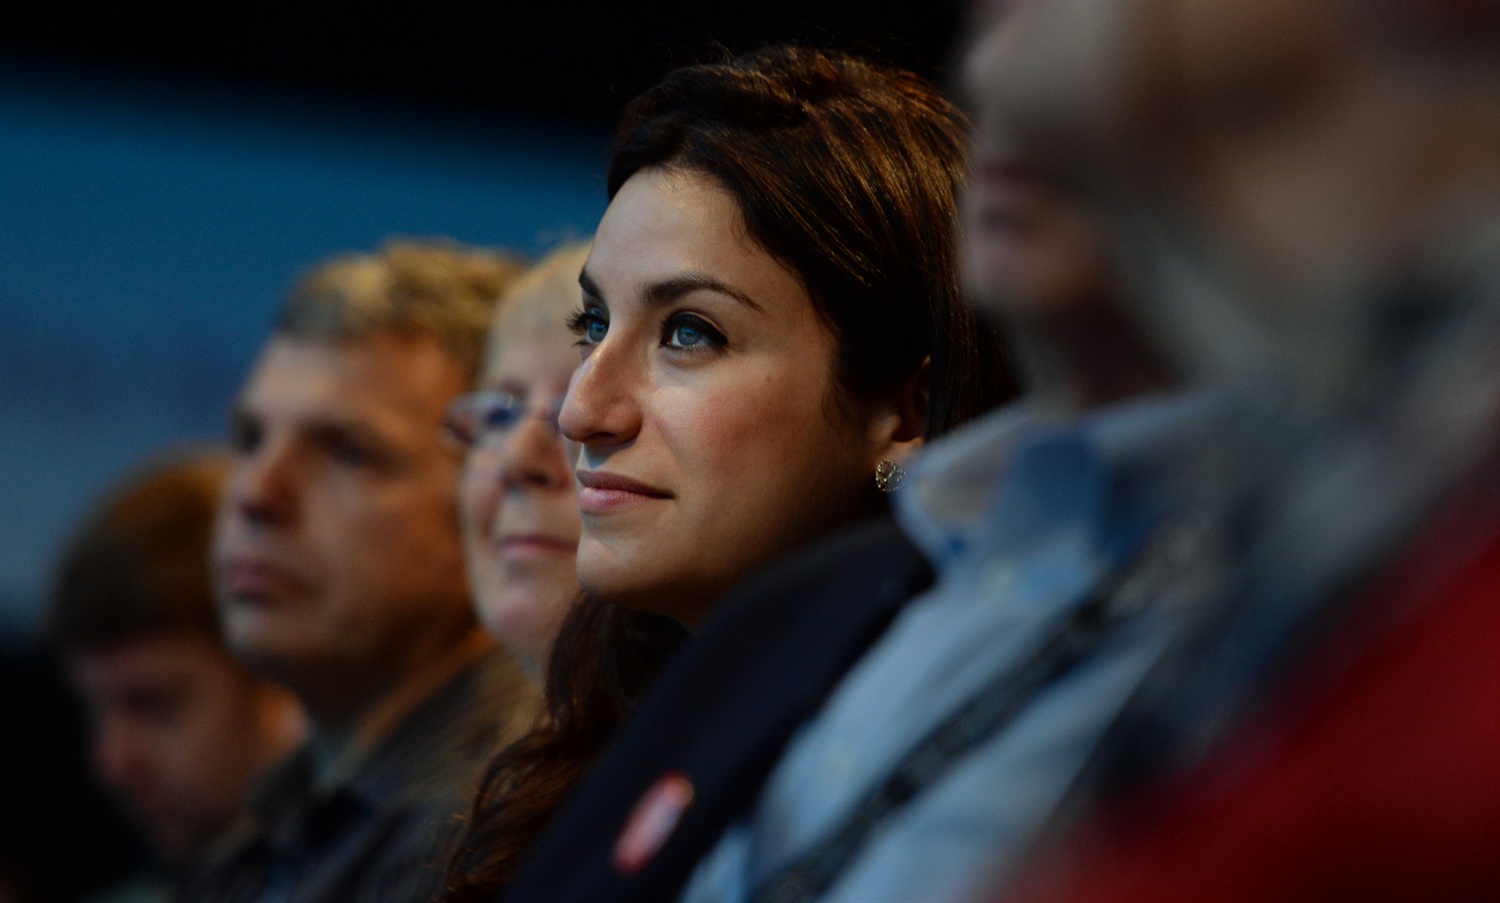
<box><xmin>875</xmin><ymin>458</ymin><xmax>906</xmax><ymax>493</ymax></box>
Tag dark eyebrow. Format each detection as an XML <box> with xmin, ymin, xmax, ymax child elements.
<box><xmin>578</xmin><ymin>267</ymin><xmax>765</xmax><ymax>315</ymax></box>
<box><xmin>579</xmin><ymin>268</ymin><xmax>603</xmax><ymax>301</ymax></box>
<box><xmin>229</xmin><ymin>401</ymin><xmax>389</xmax><ymax>450</ymax></box>
<box><xmin>304</xmin><ymin>417</ymin><xmax>385</xmax><ymax>447</ymax></box>
<box><xmin>645</xmin><ymin>273</ymin><xmax>765</xmax><ymax>314</ymax></box>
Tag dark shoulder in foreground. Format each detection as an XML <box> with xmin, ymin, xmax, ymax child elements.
<box><xmin>506</xmin><ymin>515</ymin><xmax>933</xmax><ymax>903</ymax></box>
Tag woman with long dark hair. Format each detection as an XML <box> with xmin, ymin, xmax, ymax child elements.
<box><xmin>442</xmin><ymin>44</ymin><xmax>1012</xmax><ymax>898</ymax></box>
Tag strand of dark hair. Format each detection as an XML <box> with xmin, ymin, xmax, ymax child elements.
<box><xmin>441</xmin><ymin>595</ymin><xmax>688</xmax><ymax>900</ymax></box>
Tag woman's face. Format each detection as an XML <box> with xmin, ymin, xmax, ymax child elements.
<box><xmin>560</xmin><ymin>167</ymin><xmax>893</xmax><ymax>624</ymax></box>
<box><xmin>460</xmin><ymin>308</ymin><xmax>583</xmax><ymax>678</ymax></box>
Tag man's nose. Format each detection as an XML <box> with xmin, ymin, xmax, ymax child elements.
<box><xmin>230</xmin><ymin>438</ymin><xmax>299</xmax><ymax>526</ymax></box>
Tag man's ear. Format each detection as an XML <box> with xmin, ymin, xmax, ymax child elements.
<box><xmin>866</xmin><ymin>356</ymin><xmax>931</xmax><ymax>466</ymax></box>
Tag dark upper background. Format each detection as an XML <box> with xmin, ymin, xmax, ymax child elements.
<box><xmin>0</xmin><ymin>0</ymin><xmax>966</xmax><ymax>134</ymax></box>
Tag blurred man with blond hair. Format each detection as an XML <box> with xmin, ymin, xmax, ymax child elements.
<box><xmin>177</xmin><ymin>239</ymin><xmax>538</xmax><ymax>903</ymax></box>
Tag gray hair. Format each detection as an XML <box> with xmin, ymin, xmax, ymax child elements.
<box><xmin>276</xmin><ymin>237</ymin><xmax>528</xmax><ymax>381</ymax></box>
<box><xmin>487</xmin><ymin>240</ymin><xmax>592</xmax><ymax>351</ymax></box>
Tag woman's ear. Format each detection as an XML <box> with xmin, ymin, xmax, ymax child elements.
<box><xmin>867</xmin><ymin>356</ymin><xmax>931</xmax><ymax>466</ymax></box>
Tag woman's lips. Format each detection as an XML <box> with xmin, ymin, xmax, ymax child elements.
<box><xmin>220</xmin><ymin>558</ymin><xmax>305</xmax><ymax>601</ymax></box>
<box><xmin>500</xmin><ymin>534</ymin><xmax>578</xmax><ymax>559</ymax></box>
<box><xmin>575</xmin><ymin>469</ymin><xmax>672</xmax><ymax>515</ymax></box>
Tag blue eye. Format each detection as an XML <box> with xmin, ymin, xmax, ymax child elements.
<box><xmin>443</xmin><ymin>391</ymin><xmax>528</xmax><ymax>448</ymax></box>
<box><xmin>481</xmin><ymin>397</ymin><xmax>525</xmax><ymax>430</ymax></box>
<box><xmin>664</xmin><ymin>314</ymin><xmax>726</xmax><ymax>351</ymax></box>
<box><xmin>568</xmin><ymin>307</ymin><xmax>609</xmax><ymax>346</ymax></box>
<box><xmin>670</xmin><ymin>321</ymin><xmax>704</xmax><ymax>347</ymax></box>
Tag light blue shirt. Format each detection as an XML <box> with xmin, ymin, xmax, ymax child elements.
<box><xmin>679</xmin><ymin>394</ymin><xmax>1226</xmax><ymax>903</ymax></box>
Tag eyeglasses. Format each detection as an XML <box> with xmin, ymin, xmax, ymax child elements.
<box><xmin>443</xmin><ymin>390</ymin><xmax>563</xmax><ymax>449</ymax></box>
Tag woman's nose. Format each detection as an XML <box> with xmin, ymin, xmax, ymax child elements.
<box><xmin>558</xmin><ymin>341</ymin><xmax>643</xmax><ymax>450</ymax></box>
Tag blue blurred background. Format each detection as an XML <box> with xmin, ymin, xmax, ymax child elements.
<box><xmin>0</xmin><ymin>63</ymin><xmax>608</xmax><ymax>633</ymax></box>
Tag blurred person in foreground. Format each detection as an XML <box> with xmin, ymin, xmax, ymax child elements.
<box><xmin>954</xmin><ymin>0</ymin><xmax>1500</xmax><ymax>900</ymax></box>
<box><xmin>47</xmin><ymin>448</ymin><xmax>306</xmax><ymax>899</ymax></box>
<box><xmin>450</xmin><ymin>241</ymin><xmax>593</xmax><ymax>682</ymax></box>
<box><xmin>500</xmin><ymin>21</ymin><xmax>1238</xmax><ymax>901</ymax></box>
<box><xmin>175</xmin><ymin>239</ymin><xmax>537</xmax><ymax>903</ymax></box>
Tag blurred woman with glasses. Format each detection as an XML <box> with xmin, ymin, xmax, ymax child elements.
<box><xmin>446</xmin><ymin>241</ymin><xmax>592</xmax><ymax>681</ymax></box>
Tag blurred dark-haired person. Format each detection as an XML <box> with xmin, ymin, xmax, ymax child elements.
<box><xmin>957</xmin><ymin>0</ymin><xmax>1500</xmax><ymax>901</ymax></box>
<box><xmin>49</xmin><ymin>448</ymin><xmax>306</xmax><ymax>897</ymax></box>
<box><xmin>174</xmin><ymin>239</ymin><xmax>538</xmax><ymax>903</ymax></box>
